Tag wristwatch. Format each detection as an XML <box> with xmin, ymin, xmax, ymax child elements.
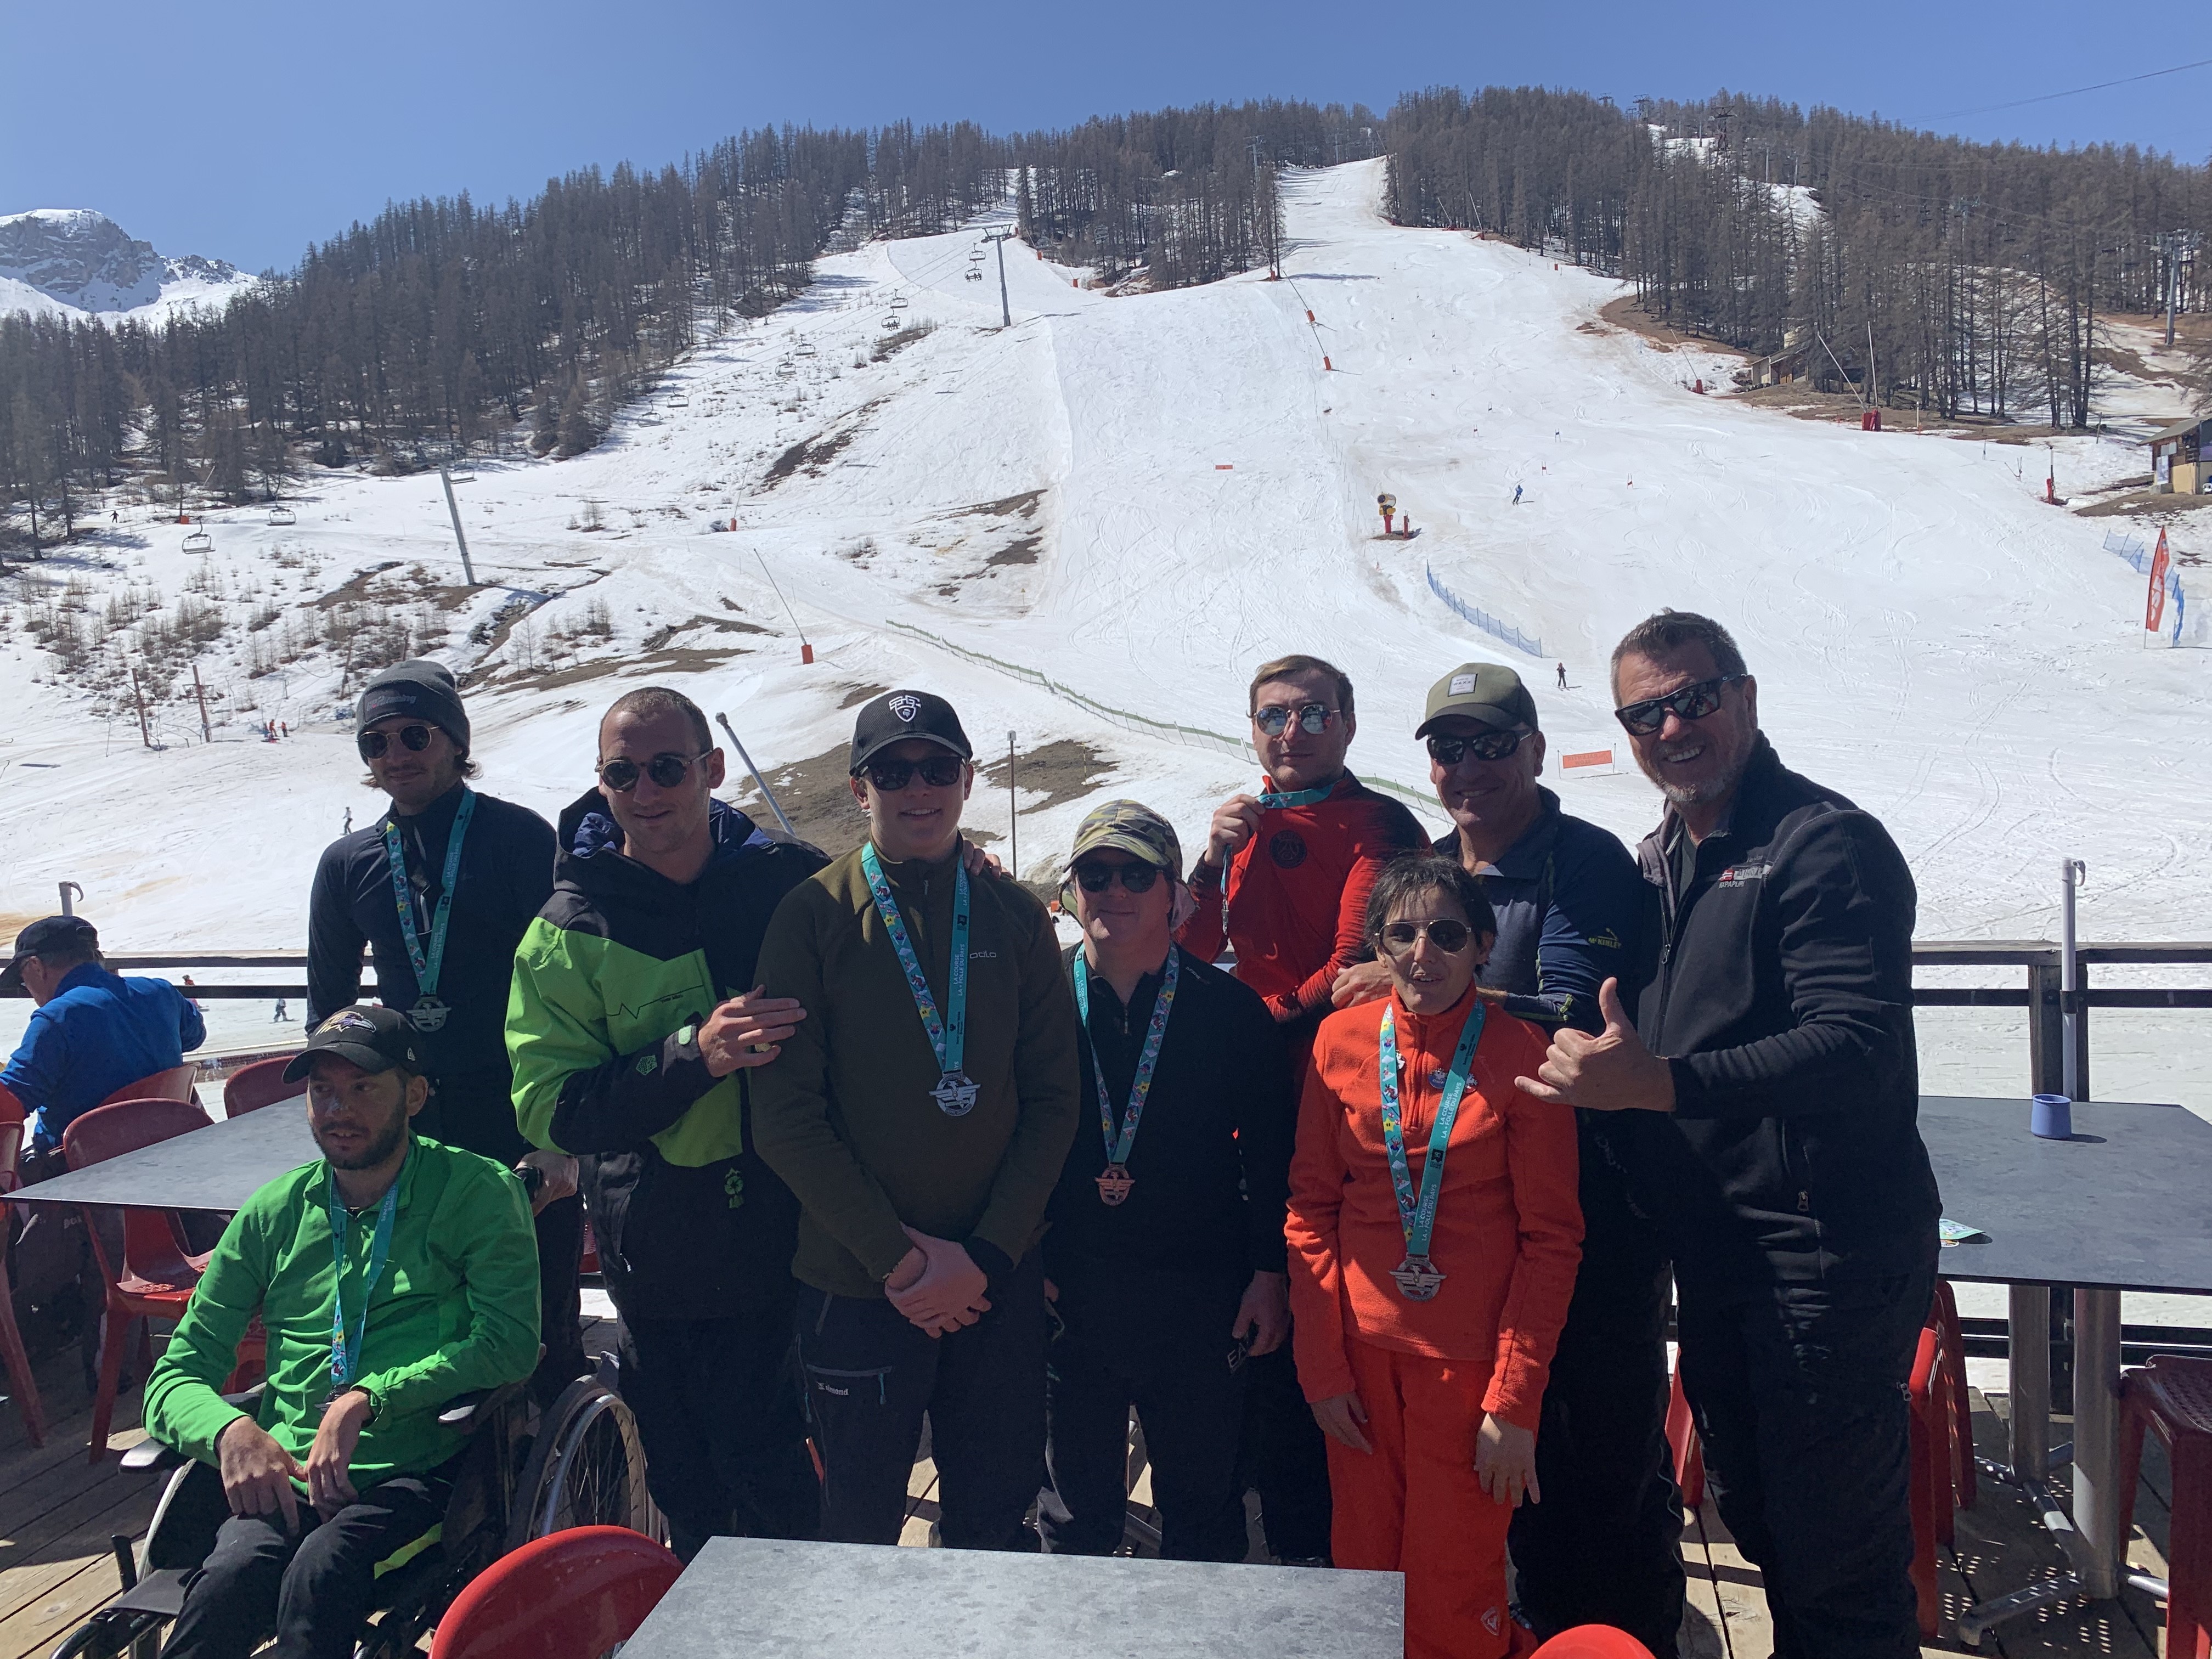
<box><xmin>671</xmin><ymin>1022</ymin><xmax>702</xmax><ymax>1065</ymax></box>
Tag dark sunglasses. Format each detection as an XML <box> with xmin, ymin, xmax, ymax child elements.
<box><xmin>862</xmin><ymin>755</ymin><xmax>966</xmax><ymax>792</ymax></box>
<box><xmin>1615</xmin><ymin>674</ymin><xmax>1745</xmax><ymax>737</ymax></box>
<box><xmin>598</xmin><ymin>751</ymin><xmax>711</xmax><ymax>792</ymax></box>
<box><xmin>1074</xmin><ymin>861</ymin><xmax>1161</xmax><ymax>894</ymax></box>
<box><xmin>358</xmin><ymin>724</ymin><xmax>435</xmax><ymax>761</ymax></box>
<box><xmin>1426</xmin><ymin>729</ymin><xmax>1528</xmax><ymax>766</ymax></box>
<box><xmin>1379</xmin><ymin>918</ymin><xmax>1475</xmax><ymax>956</ymax></box>
<box><xmin>1253</xmin><ymin>702</ymin><xmax>1339</xmax><ymax>737</ymax></box>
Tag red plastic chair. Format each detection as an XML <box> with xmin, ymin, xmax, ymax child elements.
<box><xmin>430</xmin><ymin>1525</ymin><xmax>682</xmax><ymax>1659</ymax></box>
<box><xmin>1666</xmin><ymin>1359</ymin><xmax>1705</xmax><ymax>1509</ymax></box>
<box><xmin>0</xmin><ymin>1085</ymin><xmax>49</xmax><ymax>1446</ymax></box>
<box><xmin>1529</xmin><ymin>1626</ymin><xmax>1656</xmax><ymax>1659</ymax></box>
<box><xmin>2117</xmin><ymin>1356</ymin><xmax>2212</xmax><ymax>1659</ymax></box>
<box><xmin>222</xmin><ymin>1056</ymin><xmax>305</xmax><ymax>1116</ymax></box>
<box><xmin>1931</xmin><ymin>1279</ymin><xmax>1977</xmax><ymax>1511</ymax></box>
<box><xmin>60</xmin><ymin>1098</ymin><xmax>214</xmax><ymax>1462</ymax></box>
<box><xmin>98</xmin><ymin>1065</ymin><xmax>199</xmax><ymax>1107</ymax></box>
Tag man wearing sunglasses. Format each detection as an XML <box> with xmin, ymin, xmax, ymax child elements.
<box><xmin>1037</xmin><ymin>801</ymin><xmax>1293</xmax><ymax>1563</ymax></box>
<box><xmin>752</xmin><ymin>689</ymin><xmax>1079</xmax><ymax>1551</ymax></box>
<box><xmin>1176</xmin><ymin>652</ymin><xmax>1425</xmax><ymax>1568</ymax></box>
<box><xmin>507</xmin><ymin>686</ymin><xmax>830</xmax><ymax>1558</ymax></box>
<box><xmin>306</xmin><ymin>659</ymin><xmax>582</xmax><ymax>1402</ymax></box>
<box><xmin>1520</xmin><ymin>611</ymin><xmax>1937</xmax><ymax>1659</ymax></box>
<box><xmin>1332</xmin><ymin>662</ymin><xmax>1681</xmax><ymax>1656</ymax></box>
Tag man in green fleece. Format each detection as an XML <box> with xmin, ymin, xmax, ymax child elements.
<box><xmin>143</xmin><ymin>1005</ymin><xmax>539</xmax><ymax>1659</ymax></box>
<box><xmin>753</xmin><ymin>689</ymin><xmax>1080</xmax><ymax>1549</ymax></box>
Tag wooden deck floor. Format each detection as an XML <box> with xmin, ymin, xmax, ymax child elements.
<box><xmin>0</xmin><ymin>1343</ymin><xmax>2185</xmax><ymax>1659</ymax></box>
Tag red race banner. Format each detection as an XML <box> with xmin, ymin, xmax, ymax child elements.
<box><xmin>2147</xmin><ymin>528</ymin><xmax>2171</xmax><ymax>633</ymax></box>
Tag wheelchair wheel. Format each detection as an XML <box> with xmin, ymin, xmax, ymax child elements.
<box><xmin>505</xmin><ymin>1376</ymin><xmax>650</xmax><ymax>1549</ymax></box>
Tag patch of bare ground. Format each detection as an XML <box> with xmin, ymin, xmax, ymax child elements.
<box><xmin>980</xmin><ymin>738</ymin><xmax>1116</xmax><ymax>817</ymax></box>
<box><xmin>493</xmin><ymin>643</ymin><xmax>753</xmax><ymax>692</ymax></box>
<box><xmin>723</xmin><ymin>742</ymin><xmax>1007</xmax><ymax>857</ymax></box>
<box><xmin>2075</xmin><ymin>489</ymin><xmax>2212</xmax><ymax>520</ymax></box>
<box><xmin>838</xmin><ymin>681</ymin><xmax>889</xmax><ymax>709</ymax></box>
<box><xmin>946</xmin><ymin>490</ymin><xmax>1045</xmax><ymax>521</ymax></box>
<box><xmin>986</xmin><ymin>534</ymin><xmax>1041</xmax><ymax>567</ymax></box>
<box><xmin>1597</xmin><ymin>296</ymin><xmax>1752</xmax><ymax>358</ymax></box>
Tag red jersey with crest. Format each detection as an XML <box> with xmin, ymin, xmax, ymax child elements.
<box><xmin>1177</xmin><ymin>774</ymin><xmax>1429</xmax><ymax>1024</ymax></box>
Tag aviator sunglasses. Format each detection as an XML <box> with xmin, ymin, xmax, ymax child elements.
<box><xmin>1426</xmin><ymin>729</ymin><xmax>1528</xmax><ymax>766</ymax></box>
<box><xmin>597</xmin><ymin>750</ymin><xmax>712</xmax><ymax>792</ymax></box>
<box><xmin>1379</xmin><ymin>918</ymin><xmax>1476</xmax><ymax>956</ymax></box>
<box><xmin>1614</xmin><ymin>673</ymin><xmax>1746</xmax><ymax>737</ymax></box>
<box><xmin>1253</xmin><ymin>702</ymin><xmax>1341</xmax><ymax>737</ymax></box>
<box><xmin>358</xmin><ymin>723</ymin><xmax>436</xmax><ymax>761</ymax></box>
<box><xmin>1074</xmin><ymin>861</ymin><xmax>1161</xmax><ymax>894</ymax></box>
<box><xmin>862</xmin><ymin>755</ymin><xmax>966</xmax><ymax>792</ymax></box>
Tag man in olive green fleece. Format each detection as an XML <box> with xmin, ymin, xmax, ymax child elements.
<box><xmin>144</xmin><ymin>1005</ymin><xmax>539</xmax><ymax>1659</ymax></box>
<box><xmin>752</xmin><ymin>689</ymin><xmax>1080</xmax><ymax>1549</ymax></box>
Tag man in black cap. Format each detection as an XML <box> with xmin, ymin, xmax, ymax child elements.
<box><xmin>2</xmin><ymin>915</ymin><xmax>206</xmax><ymax>1159</ymax></box>
<box><xmin>752</xmin><ymin>689</ymin><xmax>1081</xmax><ymax>1549</ymax></box>
<box><xmin>1337</xmin><ymin>662</ymin><xmax>1682</xmax><ymax>1655</ymax></box>
<box><xmin>144</xmin><ymin>1005</ymin><xmax>538</xmax><ymax>1659</ymax></box>
<box><xmin>306</xmin><ymin>658</ymin><xmax>578</xmax><ymax>1399</ymax></box>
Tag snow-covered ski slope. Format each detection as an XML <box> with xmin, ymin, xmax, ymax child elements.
<box><xmin>3</xmin><ymin>158</ymin><xmax>2204</xmax><ymax>1102</ymax></box>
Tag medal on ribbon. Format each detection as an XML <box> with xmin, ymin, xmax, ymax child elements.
<box><xmin>382</xmin><ymin>790</ymin><xmax>476</xmax><ymax>1034</ymax></box>
<box><xmin>1218</xmin><ymin>777</ymin><xmax>1337</xmax><ymax>930</ymax></box>
<box><xmin>1074</xmin><ymin>947</ymin><xmax>1180</xmax><ymax>1206</ymax></box>
<box><xmin>862</xmin><ymin>844</ymin><xmax>978</xmax><ymax>1117</ymax></box>
<box><xmin>1378</xmin><ymin>998</ymin><xmax>1486</xmax><ymax>1302</ymax></box>
<box><xmin>326</xmin><ymin>1153</ymin><xmax>404</xmax><ymax>1401</ymax></box>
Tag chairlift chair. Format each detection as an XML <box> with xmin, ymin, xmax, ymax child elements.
<box><xmin>266</xmin><ymin>505</ymin><xmax>295</xmax><ymax>526</ymax></box>
<box><xmin>890</xmin><ymin>295</ymin><xmax>910</xmax><ymax>310</ymax></box>
<box><xmin>182</xmin><ymin>528</ymin><xmax>213</xmax><ymax>555</ymax></box>
<box><xmin>668</xmin><ymin>392</ymin><xmax>690</xmax><ymax>409</ymax></box>
<box><xmin>881</xmin><ymin>315</ymin><xmax>900</xmax><ymax>330</ymax></box>
<box><xmin>449</xmin><ymin>466</ymin><xmax>476</xmax><ymax>483</ymax></box>
<box><xmin>795</xmin><ymin>341</ymin><xmax>817</xmax><ymax>358</ymax></box>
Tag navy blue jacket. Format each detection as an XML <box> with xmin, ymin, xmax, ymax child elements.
<box><xmin>1431</xmin><ymin>786</ymin><xmax>1644</xmax><ymax>1034</ymax></box>
<box><xmin>3</xmin><ymin>964</ymin><xmax>206</xmax><ymax>1150</ymax></box>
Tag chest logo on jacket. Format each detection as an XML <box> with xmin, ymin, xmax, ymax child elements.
<box><xmin>1268</xmin><ymin>830</ymin><xmax>1308</xmax><ymax>868</ymax></box>
<box><xmin>1717</xmin><ymin>862</ymin><xmax>1772</xmax><ymax>887</ymax></box>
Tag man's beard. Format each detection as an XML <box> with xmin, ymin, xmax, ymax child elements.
<box><xmin>1641</xmin><ymin>741</ymin><xmax>1748</xmax><ymax>807</ymax></box>
<box><xmin>317</xmin><ymin>1110</ymin><xmax>410</xmax><ymax>1171</ymax></box>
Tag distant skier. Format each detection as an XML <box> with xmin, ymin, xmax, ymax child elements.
<box><xmin>1514</xmin><ymin>484</ymin><xmax>1525</xmax><ymax>506</ymax></box>
<box><xmin>1556</xmin><ymin>662</ymin><xmax>1568</xmax><ymax>690</ymax></box>
<box><xmin>342</xmin><ymin>808</ymin><xmax>353</xmax><ymax>835</ymax></box>
<box><xmin>272</xmin><ymin>997</ymin><xmax>288</xmax><ymax>1022</ymax></box>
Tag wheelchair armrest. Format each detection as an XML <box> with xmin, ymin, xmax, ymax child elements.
<box><xmin>121</xmin><ymin>1438</ymin><xmax>185</xmax><ymax>1472</ymax></box>
<box><xmin>436</xmin><ymin>1379</ymin><xmax>528</xmax><ymax>1431</ymax></box>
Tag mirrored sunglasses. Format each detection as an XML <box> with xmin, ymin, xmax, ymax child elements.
<box><xmin>1426</xmin><ymin>729</ymin><xmax>1527</xmax><ymax>765</ymax></box>
<box><xmin>1379</xmin><ymin>918</ymin><xmax>1475</xmax><ymax>956</ymax></box>
<box><xmin>1254</xmin><ymin>702</ymin><xmax>1339</xmax><ymax>737</ymax></box>
<box><xmin>864</xmin><ymin>755</ymin><xmax>966</xmax><ymax>792</ymax></box>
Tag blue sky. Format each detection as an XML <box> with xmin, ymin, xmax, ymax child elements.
<box><xmin>5</xmin><ymin>0</ymin><xmax>2206</xmax><ymax>274</ymax></box>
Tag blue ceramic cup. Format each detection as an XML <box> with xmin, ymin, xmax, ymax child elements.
<box><xmin>2032</xmin><ymin>1093</ymin><xmax>2073</xmax><ymax>1139</ymax></box>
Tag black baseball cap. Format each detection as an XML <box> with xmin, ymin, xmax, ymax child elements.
<box><xmin>283</xmin><ymin>1005</ymin><xmax>427</xmax><ymax>1084</ymax></box>
<box><xmin>849</xmin><ymin>690</ymin><xmax>973</xmax><ymax>775</ymax></box>
<box><xmin>0</xmin><ymin>915</ymin><xmax>99</xmax><ymax>996</ymax></box>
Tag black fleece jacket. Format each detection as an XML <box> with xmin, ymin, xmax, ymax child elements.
<box><xmin>1624</xmin><ymin>736</ymin><xmax>1940</xmax><ymax>1293</ymax></box>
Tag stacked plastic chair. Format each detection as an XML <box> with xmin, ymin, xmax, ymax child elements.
<box><xmin>2117</xmin><ymin>1355</ymin><xmax>2212</xmax><ymax>1659</ymax></box>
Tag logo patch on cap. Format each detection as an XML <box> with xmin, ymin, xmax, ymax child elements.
<box><xmin>890</xmin><ymin>693</ymin><xmax>921</xmax><ymax>723</ymax></box>
<box><xmin>1449</xmin><ymin>674</ymin><xmax>1477</xmax><ymax>695</ymax></box>
<box><xmin>317</xmin><ymin>1009</ymin><xmax>379</xmax><ymax>1036</ymax></box>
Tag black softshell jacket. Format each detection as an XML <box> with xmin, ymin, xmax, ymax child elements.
<box><xmin>1627</xmin><ymin>737</ymin><xmax>1941</xmax><ymax>1293</ymax></box>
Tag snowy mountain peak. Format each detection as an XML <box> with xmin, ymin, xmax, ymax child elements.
<box><xmin>0</xmin><ymin>207</ymin><xmax>253</xmax><ymax>324</ymax></box>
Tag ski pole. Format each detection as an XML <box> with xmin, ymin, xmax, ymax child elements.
<box><xmin>715</xmin><ymin>712</ymin><xmax>797</xmax><ymax>838</ymax></box>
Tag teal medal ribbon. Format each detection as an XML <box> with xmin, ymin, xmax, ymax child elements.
<box><xmin>1217</xmin><ymin>776</ymin><xmax>1338</xmax><ymax>929</ymax></box>
<box><xmin>1073</xmin><ymin>947</ymin><xmax>1180</xmax><ymax>1205</ymax></box>
<box><xmin>861</xmin><ymin>843</ymin><xmax>977</xmax><ymax>1116</ymax></box>
<box><xmin>326</xmin><ymin>1155</ymin><xmax>403</xmax><ymax>1401</ymax></box>
<box><xmin>1376</xmin><ymin>997</ymin><xmax>1486</xmax><ymax>1301</ymax></box>
<box><xmin>382</xmin><ymin>789</ymin><xmax>475</xmax><ymax>1034</ymax></box>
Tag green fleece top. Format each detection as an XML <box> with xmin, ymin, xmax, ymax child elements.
<box><xmin>750</xmin><ymin>839</ymin><xmax>1081</xmax><ymax>1297</ymax></box>
<box><xmin>142</xmin><ymin>1135</ymin><xmax>540</xmax><ymax>1488</ymax></box>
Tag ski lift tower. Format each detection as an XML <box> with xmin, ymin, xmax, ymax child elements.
<box><xmin>982</xmin><ymin>230</ymin><xmax>1016</xmax><ymax>329</ymax></box>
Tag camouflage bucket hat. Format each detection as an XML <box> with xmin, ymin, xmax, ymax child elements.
<box><xmin>1064</xmin><ymin>799</ymin><xmax>1184</xmax><ymax>880</ymax></box>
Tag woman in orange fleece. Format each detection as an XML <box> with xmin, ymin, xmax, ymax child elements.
<box><xmin>1286</xmin><ymin>854</ymin><xmax>1583</xmax><ymax>1659</ymax></box>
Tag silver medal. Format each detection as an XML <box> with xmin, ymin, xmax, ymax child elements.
<box><xmin>930</xmin><ymin>1070</ymin><xmax>979</xmax><ymax>1117</ymax></box>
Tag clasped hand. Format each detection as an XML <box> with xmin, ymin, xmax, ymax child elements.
<box><xmin>699</xmin><ymin>986</ymin><xmax>808</xmax><ymax>1077</ymax></box>
<box><xmin>218</xmin><ymin>1387</ymin><xmax>375</xmax><ymax>1528</ymax></box>
<box><xmin>883</xmin><ymin>1226</ymin><xmax>990</xmax><ymax>1336</ymax></box>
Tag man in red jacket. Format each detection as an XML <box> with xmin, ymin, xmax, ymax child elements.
<box><xmin>1177</xmin><ymin>652</ymin><xmax>1428</xmax><ymax>1565</ymax></box>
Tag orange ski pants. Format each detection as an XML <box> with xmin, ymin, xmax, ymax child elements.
<box><xmin>1325</xmin><ymin>1336</ymin><xmax>1516</xmax><ymax>1659</ymax></box>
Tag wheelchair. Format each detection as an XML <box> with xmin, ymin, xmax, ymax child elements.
<box><xmin>49</xmin><ymin>1356</ymin><xmax>652</xmax><ymax>1659</ymax></box>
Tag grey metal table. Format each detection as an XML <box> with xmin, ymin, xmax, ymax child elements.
<box><xmin>620</xmin><ymin>1537</ymin><xmax>1403</xmax><ymax>1658</ymax></box>
<box><xmin>0</xmin><ymin>1104</ymin><xmax>317</xmax><ymax>1214</ymax></box>
<box><xmin>1918</xmin><ymin>1094</ymin><xmax>2212</xmax><ymax>1632</ymax></box>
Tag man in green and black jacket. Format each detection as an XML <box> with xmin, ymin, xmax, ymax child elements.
<box><xmin>507</xmin><ymin>687</ymin><xmax>826</xmax><ymax>1559</ymax></box>
<box><xmin>752</xmin><ymin>689</ymin><xmax>1080</xmax><ymax>1550</ymax></box>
